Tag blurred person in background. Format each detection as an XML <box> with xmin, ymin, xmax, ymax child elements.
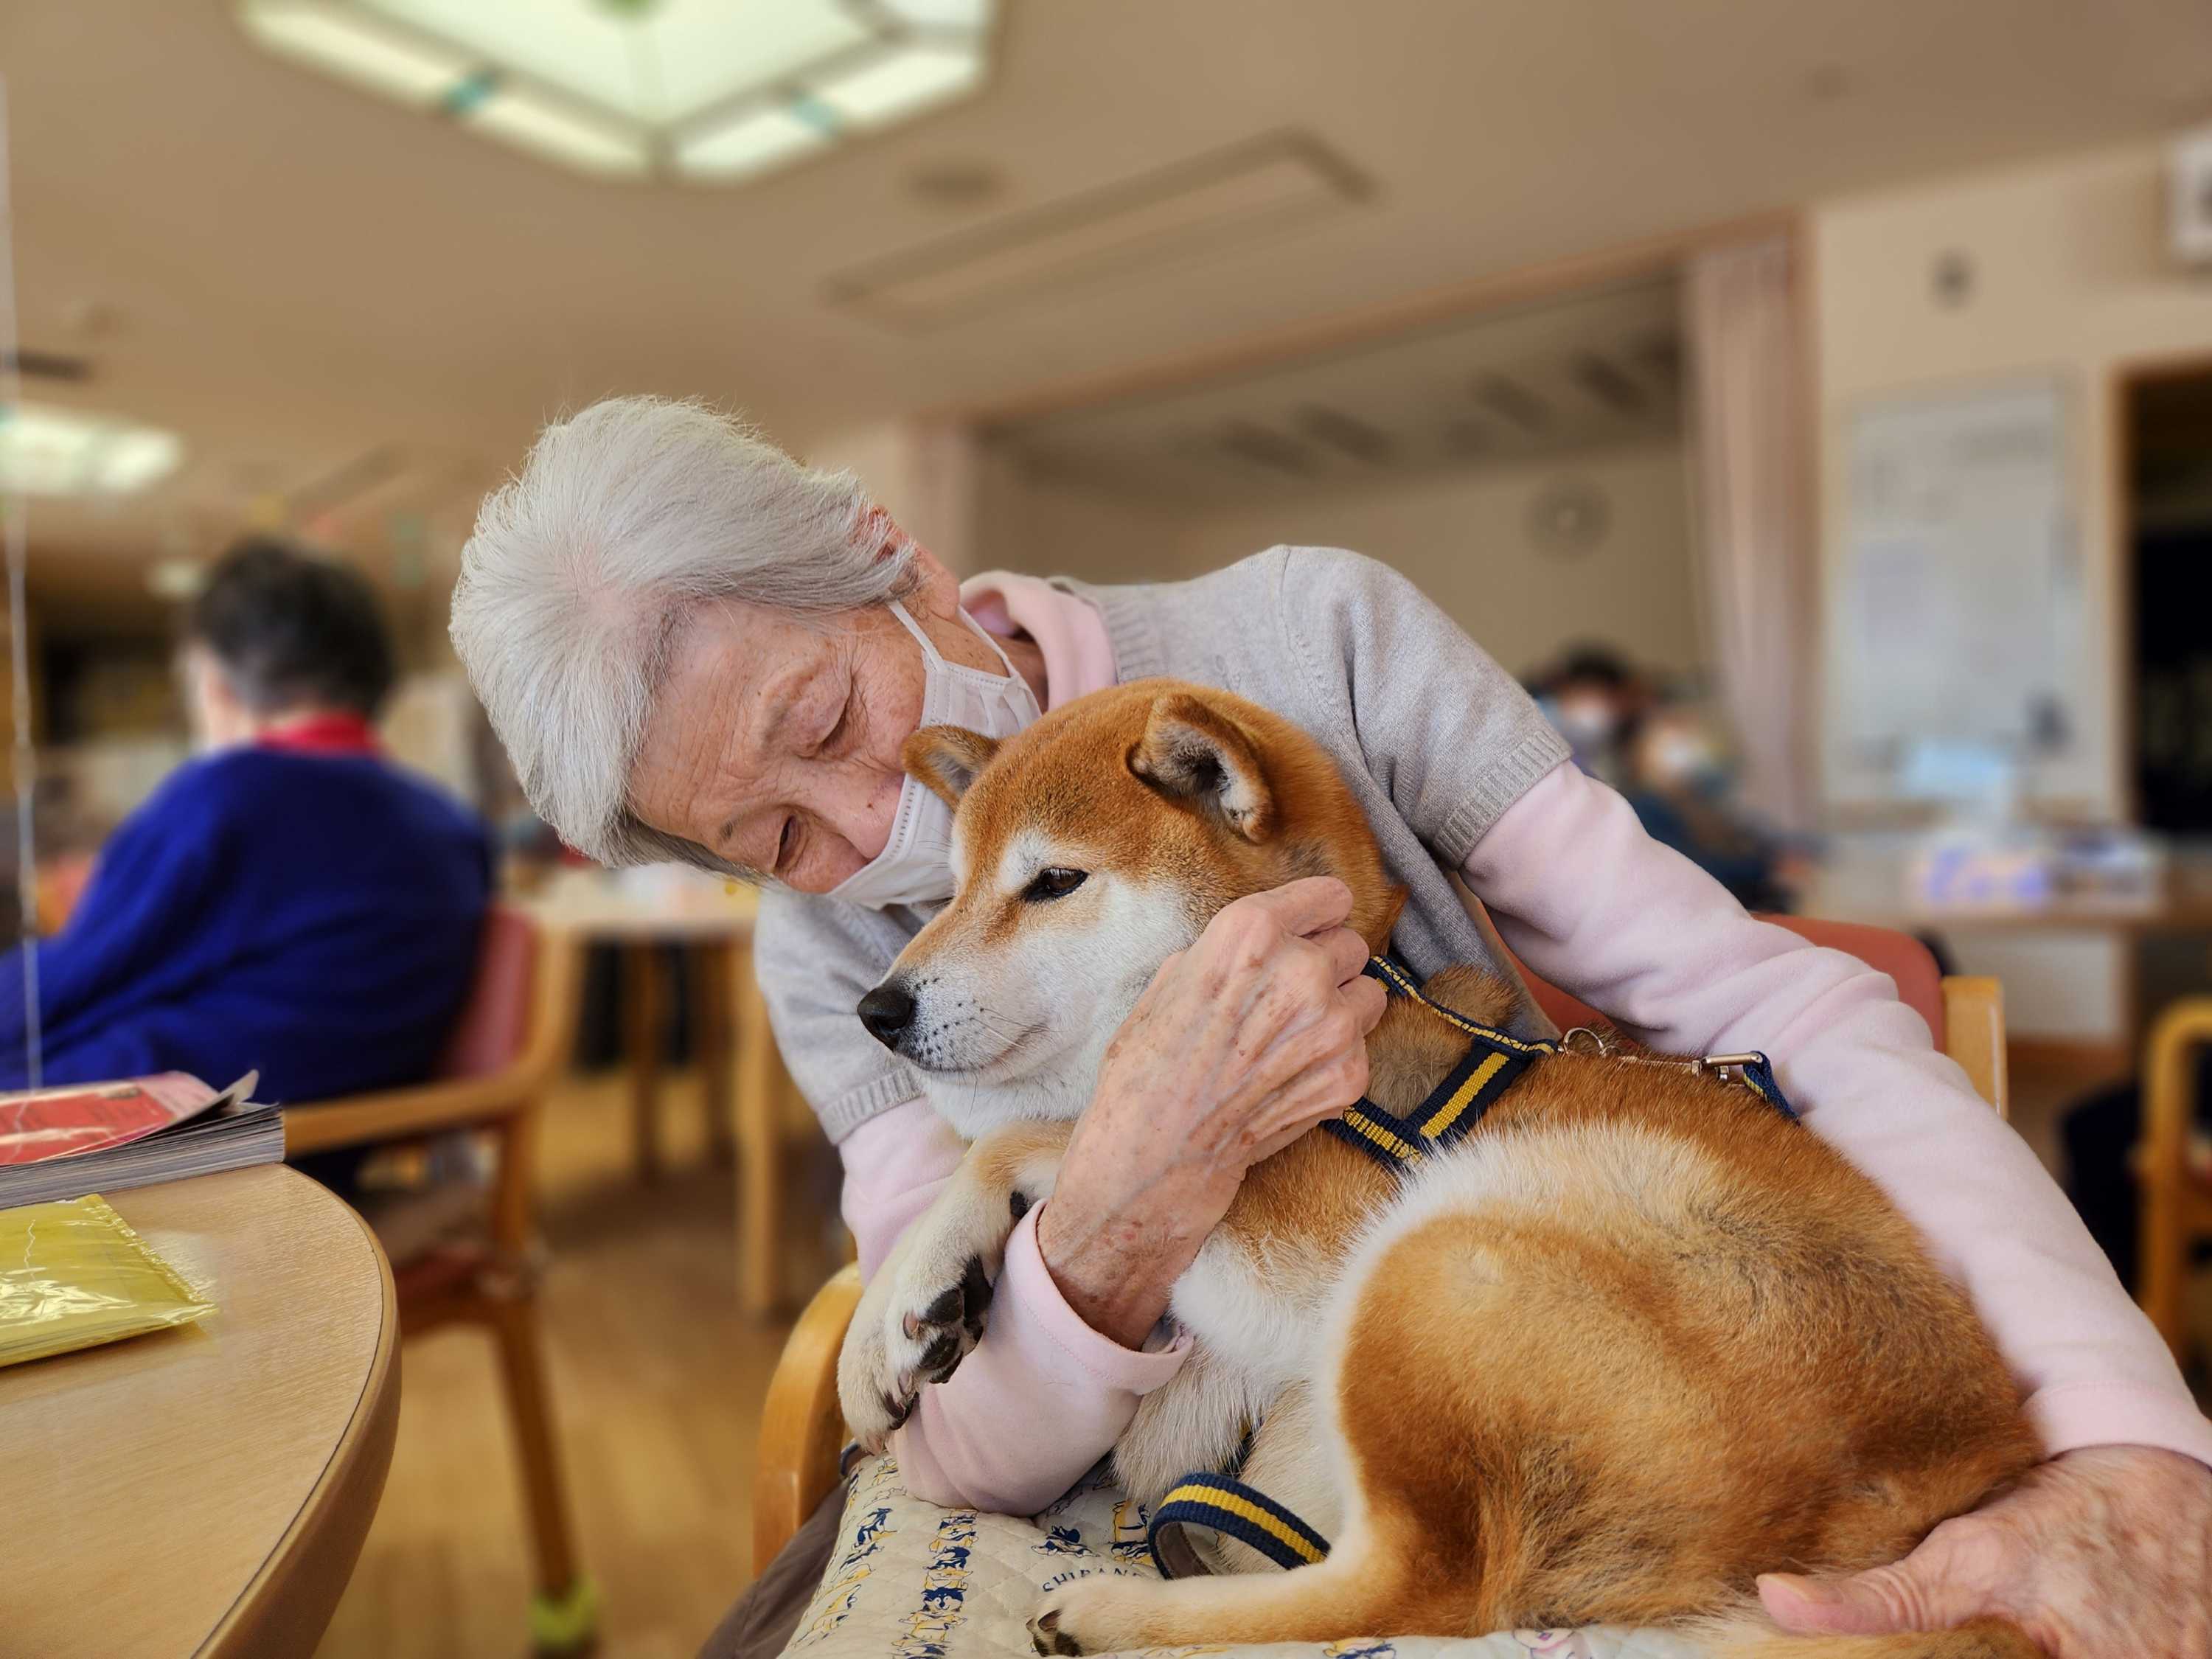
<box><xmin>1526</xmin><ymin>643</ymin><xmax>1652</xmax><ymax>790</ymax></box>
<box><xmin>1530</xmin><ymin>649</ymin><xmax>1804</xmax><ymax>911</ymax></box>
<box><xmin>1620</xmin><ymin>698</ymin><xmax>1804</xmax><ymax>913</ymax></box>
<box><xmin>453</xmin><ymin>398</ymin><xmax>2211</xmax><ymax>1658</ymax></box>
<box><xmin>0</xmin><ymin>542</ymin><xmax>492</xmax><ymax>1138</ymax></box>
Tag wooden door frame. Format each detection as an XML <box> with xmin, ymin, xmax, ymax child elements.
<box><xmin>2108</xmin><ymin>349</ymin><xmax>2212</xmax><ymax>832</ymax></box>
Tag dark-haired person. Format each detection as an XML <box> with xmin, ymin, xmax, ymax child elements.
<box><xmin>0</xmin><ymin>541</ymin><xmax>491</xmax><ymax>1116</ymax></box>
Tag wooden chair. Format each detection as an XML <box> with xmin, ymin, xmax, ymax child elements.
<box><xmin>283</xmin><ymin>907</ymin><xmax>597</xmax><ymax>1652</ymax></box>
<box><xmin>749</xmin><ymin>922</ymin><xmax>2008</xmax><ymax>1571</ymax></box>
<box><xmin>2140</xmin><ymin>998</ymin><xmax>2212</xmax><ymax>1360</ymax></box>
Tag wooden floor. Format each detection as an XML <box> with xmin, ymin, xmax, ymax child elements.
<box><xmin>316</xmin><ymin>1068</ymin><xmax>841</xmax><ymax>1659</ymax></box>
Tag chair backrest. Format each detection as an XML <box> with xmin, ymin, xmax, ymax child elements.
<box><xmin>433</xmin><ymin>905</ymin><xmax>540</xmax><ymax>1081</ymax></box>
<box><xmin>1514</xmin><ymin>914</ymin><xmax>1946</xmax><ymax>1048</ymax></box>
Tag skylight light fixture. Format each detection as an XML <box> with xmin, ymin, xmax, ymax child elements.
<box><xmin>234</xmin><ymin>0</ymin><xmax>998</xmax><ymax>184</ymax></box>
<box><xmin>0</xmin><ymin>404</ymin><xmax>184</xmax><ymax>498</ymax></box>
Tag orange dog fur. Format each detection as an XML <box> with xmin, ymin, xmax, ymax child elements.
<box><xmin>835</xmin><ymin>680</ymin><xmax>2039</xmax><ymax>1658</ymax></box>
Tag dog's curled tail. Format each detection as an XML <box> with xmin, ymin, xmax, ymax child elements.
<box><xmin>1692</xmin><ymin>1609</ymin><xmax>2041</xmax><ymax>1659</ymax></box>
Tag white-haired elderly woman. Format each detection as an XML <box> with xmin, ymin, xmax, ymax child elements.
<box><xmin>454</xmin><ymin>397</ymin><xmax>2210</xmax><ymax>1652</ymax></box>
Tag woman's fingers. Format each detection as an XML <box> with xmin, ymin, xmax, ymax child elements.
<box><xmin>1228</xmin><ymin>875</ymin><xmax>1354</xmax><ymax>942</ymax></box>
<box><xmin>1344</xmin><ymin>971</ymin><xmax>1388</xmax><ymax>1034</ymax></box>
<box><xmin>1318</xmin><ymin>922</ymin><xmax>1373</xmax><ymax>990</ymax></box>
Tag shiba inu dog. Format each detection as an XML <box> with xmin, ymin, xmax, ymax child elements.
<box><xmin>837</xmin><ymin>679</ymin><xmax>2038</xmax><ymax>1658</ymax></box>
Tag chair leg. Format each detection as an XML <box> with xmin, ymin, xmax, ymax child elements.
<box><xmin>734</xmin><ymin>936</ymin><xmax>785</xmax><ymax>1318</ymax></box>
<box><xmin>489</xmin><ymin>1292</ymin><xmax>597</xmax><ymax>1652</ymax></box>
<box><xmin>624</xmin><ymin>942</ymin><xmax>664</xmax><ymax>1183</ymax></box>
<box><xmin>695</xmin><ymin>942</ymin><xmax>737</xmax><ymax>1168</ymax></box>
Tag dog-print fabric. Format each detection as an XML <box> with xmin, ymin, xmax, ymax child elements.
<box><xmin>777</xmin><ymin>1454</ymin><xmax>1708</xmax><ymax>1659</ymax></box>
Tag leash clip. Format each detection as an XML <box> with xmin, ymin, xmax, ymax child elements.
<box><xmin>1559</xmin><ymin>1026</ymin><xmax>1612</xmax><ymax>1057</ymax></box>
<box><xmin>1695</xmin><ymin>1052</ymin><xmax>1765</xmax><ymax>1085</ymax></box>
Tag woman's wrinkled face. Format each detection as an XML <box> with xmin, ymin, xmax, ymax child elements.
<box><xmin>625</xmin><ymin>552</ymin><xmax>1006</xmax><ymax>892</ymax></box>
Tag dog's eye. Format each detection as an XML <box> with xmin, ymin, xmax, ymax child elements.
<box><xmin>1021</xmin><ymin>867</ymin><xmax>1088</xmax><ymax>902</ymax></box>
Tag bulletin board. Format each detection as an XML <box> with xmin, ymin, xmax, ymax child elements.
<box><xmin>1826</xmin><ymin>377</ymin><xmax>2091</xmax><ymax>805</ymax></box>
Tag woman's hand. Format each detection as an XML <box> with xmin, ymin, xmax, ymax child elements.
<box><xmin>1034</xmin><ymin>877</ymin><xmax>1388</xmax><ymax>1348</ymax></box>
<box><xmin>1760</xmin><ymin>1445</ymin><xmax>2212</xmax><ymax>1656</ymax></box>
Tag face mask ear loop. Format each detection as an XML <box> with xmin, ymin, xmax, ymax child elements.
<box><xmin>884</xmin><ymin>599</ymin><xmax>946</xmax><ymax>669</ymax></box>
<box><xmin>891</xmin><ymin>598</ymin><xmax>1023</xmax><ymax>687</ymax></box>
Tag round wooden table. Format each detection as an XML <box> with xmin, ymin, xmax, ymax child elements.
<box><xmin>0</xmin><ymin>1164</ymin><xmax>399</xmax><ymax>1657</ymax></box>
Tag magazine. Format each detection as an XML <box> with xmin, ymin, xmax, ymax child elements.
<box><xmin>0</xmin><ymin>1072</ymin><xmax>282</xmax><ymax>1209</ymax></box>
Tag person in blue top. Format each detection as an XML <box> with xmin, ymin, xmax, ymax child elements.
<box><xmin>0</xmin><ymin>540</ymin><xmax>493</xmax><ymax>1113</ymax></box>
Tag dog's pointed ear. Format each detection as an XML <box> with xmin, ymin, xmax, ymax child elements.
<box><xmin>1128</xmin><ymin>692</ymin><xmax>1277</xmax><ymax>841</ymax></box>
<box><xmin>903</xmin><ymin>726</ymin><xmax>1000</xmax><ymax>809</ymax></box>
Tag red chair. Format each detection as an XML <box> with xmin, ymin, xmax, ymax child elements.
<box><xmin>284</xmin><ymin>907</ymin><xmax>597</xmax><ymax>1652</ymax></box>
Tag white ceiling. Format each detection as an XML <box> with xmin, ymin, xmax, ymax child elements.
<box><xmin>3</xmin><ymin>0</ymin><xmax>2208</xmax><ymax>607</ymax></box>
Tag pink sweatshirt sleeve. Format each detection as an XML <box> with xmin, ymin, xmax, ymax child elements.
<box><xmin>839</xmin><ymin>1100</ymin><xmax>1191</xmax><ymax>1514</ymax></box>
<box><xmin>1464</xmin><ymin>762</ymin><xmax>2212</xmax><ymax>1470</ymax></box>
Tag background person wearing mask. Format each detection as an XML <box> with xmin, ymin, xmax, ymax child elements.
<box><xmin>1621</xmin><ymin>699</ymin><xmax>1804</xmax><ymax>914</ymax></box>
<box><xmin>0</xmin><ymin>541</ymin><xmax>492</xmax><ymax>1125</ymax></box>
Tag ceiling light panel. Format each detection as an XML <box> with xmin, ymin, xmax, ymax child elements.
<box><xmin>236</xmin><ymin>0</ymin><xmax>997</xmax><ymax>184</ymax></box>
<box><xmin>675</xmin><ymin>105</ymin><xmax>832</xmax><ymax>181</ymax></box>
<box><xmin>0</xmin><ymin>404</ymin><xmax>184</xmax><ymax>498</ymax></box>
<box><xmin>810</xmin><ymin>40</ymin><xmax>984</xmax><ymax>131</ymax></box>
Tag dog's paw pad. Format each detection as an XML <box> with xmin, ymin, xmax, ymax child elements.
<box><xmin>1028</xmin><ymin>1608</ymin><xmax>1082</xmax><ymax>1657</ymax></box>
<box><xmin>889</xmin><ymin>1255</ymin><xmax>993</xmax><ymax>1394</ymax></box>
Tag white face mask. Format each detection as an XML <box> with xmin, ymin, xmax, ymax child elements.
<box><xmin>826</xmin><ymin>600</ymin><xmax>1041</xmax><ymax>910</ymax></box>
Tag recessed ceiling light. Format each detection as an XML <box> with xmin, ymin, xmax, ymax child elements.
<box><xmin>235</xmin><ymin>0</ymin><xmax>998</xmax><ymax>184</ymax></box>
<box><xmin>0</xmin><ymin>403</ymin><xmax>184</xmax><ymax>498</ymax></box>
<box><xmin>147</xmin><ymin>558</ymin><xmax>209</xmax><ymax>601</ymax></box>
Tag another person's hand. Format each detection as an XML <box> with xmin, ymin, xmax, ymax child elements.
<box><xmin>1036</xmin><ymin>877</ymin><xmax>1388</xmax><ymax>1347</ymax></box>
<box><xmin>1759</xmin><ymin>1444</ymin><xmax>2212</xmax><ymax>1656</ymax></box>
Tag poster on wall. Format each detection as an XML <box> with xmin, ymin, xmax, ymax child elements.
<box><xmin>1829</xmin><ymin>377</ymin><xmax>2090</xmax><ymax>808</ymax></box>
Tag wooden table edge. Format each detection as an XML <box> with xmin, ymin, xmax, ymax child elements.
<box><xmin>200</xmin><ymin>1171</ymin><xmax>403</xmax><ymax>1659</ymax></box>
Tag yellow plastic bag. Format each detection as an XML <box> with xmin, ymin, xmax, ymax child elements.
<box><xmin>0</xmin><ymin>1193</ymin><xmax>215</xmax><ymax>1368</ymax></box>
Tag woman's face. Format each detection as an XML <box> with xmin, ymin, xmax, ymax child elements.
<box><xmin>625</xmin><ymin>549</ymin><xmax>1004</xmax><ymax>892</ymax></box>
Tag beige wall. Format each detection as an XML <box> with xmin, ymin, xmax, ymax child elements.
<box><xmin>980</xmin><ymin>439</ymin><xmax>1702</xmax><ymax>686</ymax></box>
<box><xmin>1812</xmin><ymin>136</ymin><xmax>2212</xmax><ymax>820</ymax></box>
<box><xmin>1810</xmin><ymin>136</ymin><xmax>2212</xmax><ymax>1042</ymax></box>
<box><xmin>803</xmin><ymin>420</ymin><xmax>985</xmax><ymax>574</ymax></box>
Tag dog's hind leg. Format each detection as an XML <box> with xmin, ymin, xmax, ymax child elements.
<box><xmin>1028</xmin><ymin>1527</ymin><xmax>1417</xmax><ymax>1655</ymax></box>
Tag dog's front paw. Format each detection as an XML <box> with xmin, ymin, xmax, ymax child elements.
<box><xmin>883</xmin><ymin>1251</ymin><xmax>993</xmax><ymax>1404</ymax></box>
<box><xmin>836</xmin><ymin>1302</ymin><xmax>911</xmax><ymax>1454</ymax></box>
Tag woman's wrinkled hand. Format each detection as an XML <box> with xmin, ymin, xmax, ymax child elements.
<box><xmin>1035</xmin><ymin>877</ymin><xmax>1388</xmax><ymax>1347</ymax></box>
<box><xmin>1759</xmin><ymin>1444</ymin><xmax>2212</xmax><ymax>1657</ymax></box>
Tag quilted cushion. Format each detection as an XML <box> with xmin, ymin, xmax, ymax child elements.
<box><xmin>781</xmin><ymin>1453</ymin><xmax>1708</xmax><ymax>1659</ymax></box>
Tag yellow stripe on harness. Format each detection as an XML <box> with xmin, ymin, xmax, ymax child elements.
<box><xmin>1416</xmin><ymin>1048</ymin><xmax>1510</xmax><ymax>1139</ymax></box>
<box><xmin>1335</xmin><ymin>1107</ymin><xmax>1425</xmax><ymax>1166</ymax></box>
<box><xmin>1152</xmin><ymin>1477</ymin><xmax>1330</xmax><ymax>1571</ymax></box>
<box><xmin>1363</xmin><ymin>956</ymin><xmax>1557</xmax><ymax>1055</ymax></box>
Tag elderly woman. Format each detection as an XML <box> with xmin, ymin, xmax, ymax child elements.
<box><xmin>454</xmin><ymin>398</ymin><xmax>2210</xmax><ymax>1653</ymax></box>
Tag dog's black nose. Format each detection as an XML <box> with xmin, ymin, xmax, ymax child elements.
<box><xmin>858</xmin><ymin>982</ymin><xmax>917</xmax><ymax>1049</ymax></box>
